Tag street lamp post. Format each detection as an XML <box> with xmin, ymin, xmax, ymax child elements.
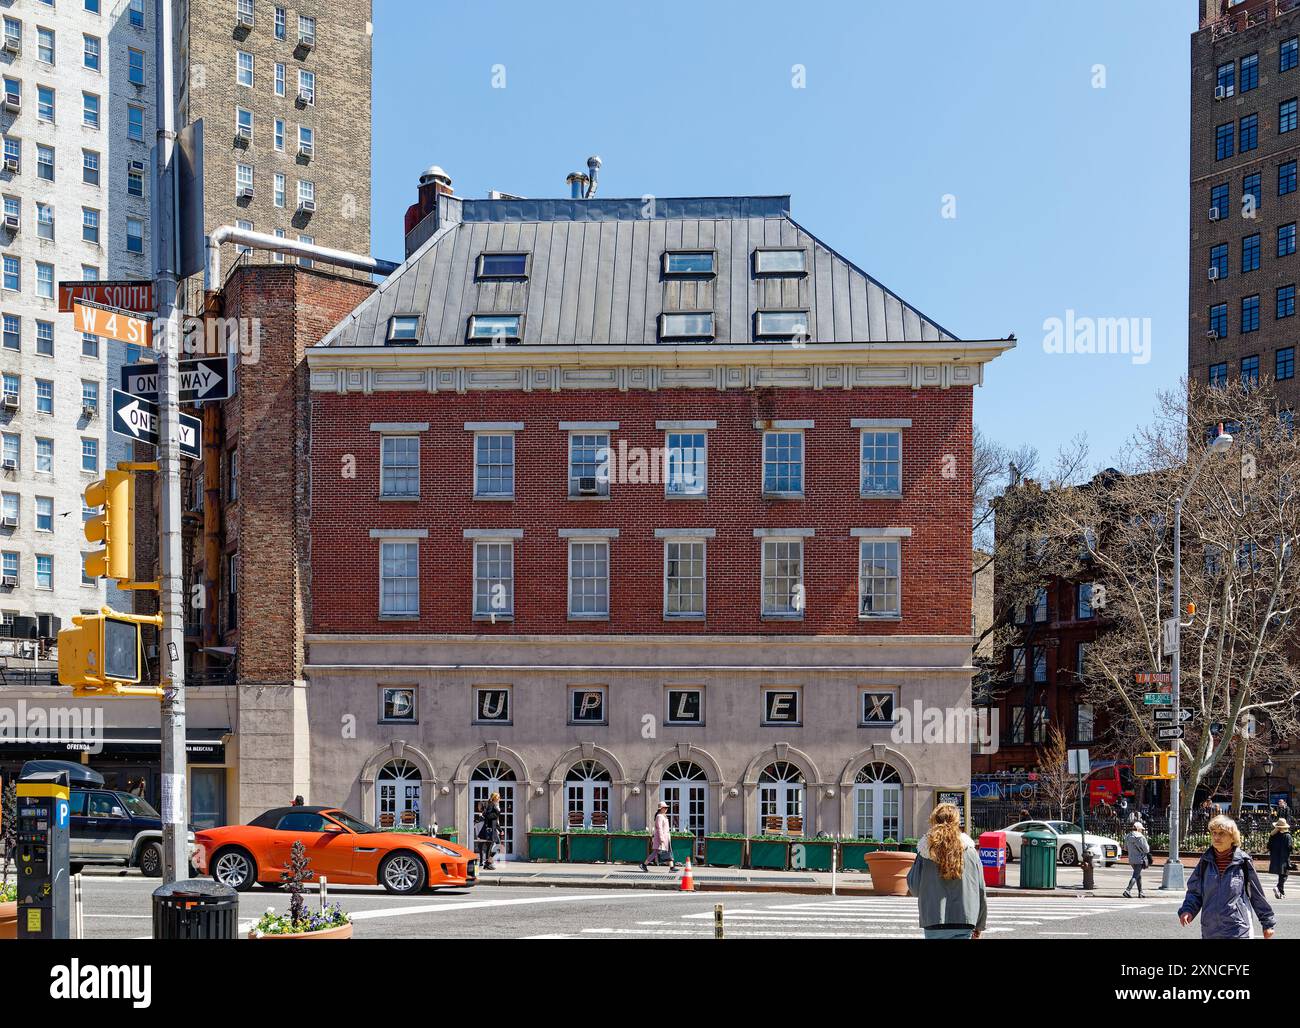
<box><xmin>1266</xmin><ymin>755</ymin><xmax>1276</xmax><ymax>812</ymax></box>
<box><xmin>1161</xmin><ymin>429</ymin><xmax>1234</xmax><ymax>892</ymax></box>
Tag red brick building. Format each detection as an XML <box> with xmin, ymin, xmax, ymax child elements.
<box><xmin>293</xmin><ymin>179</ymin><xmax>1013</xmax><ymax>851</ymax></box>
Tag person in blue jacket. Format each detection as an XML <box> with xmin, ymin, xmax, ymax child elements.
<box><xmin>1178</xmin><ymin>815</ymin><xmax>1276</xmax><ymax>939</ymax></box>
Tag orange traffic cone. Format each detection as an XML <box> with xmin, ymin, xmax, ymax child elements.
<box><xmin>680</xmin><ymin>859</ymin><xmax>695</xmax><ymax>892</ymax></box>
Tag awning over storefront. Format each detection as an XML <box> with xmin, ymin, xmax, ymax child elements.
<box><xmin>0</xmin><ymin>727</ymin><xmax>228</xmax><ymax>762</ymax></box>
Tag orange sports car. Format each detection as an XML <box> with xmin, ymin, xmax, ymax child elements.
<box><xmin>194</xmin><ymin>806</ymin><xmax>478</xmax><ymax>895</ymax></box>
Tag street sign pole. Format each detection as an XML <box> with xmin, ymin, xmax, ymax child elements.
<box><xmin>153</xmin><ymin>0</ymin><xmax>188</xmax><ymax>885</ymax></box>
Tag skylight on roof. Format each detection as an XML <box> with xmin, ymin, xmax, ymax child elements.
<box><xmin>660</xmin><ymin>312</ymin><xmax>715</xmax><ymax>340</ymax></box>
<box><xmin>663</xmin><ymin>251</ymin><xmax>716</xmax><ymax>276</ymax></box>
<box><xmin>477</xmin><ymin>252</ymin><xmax>530</xmax><ymax>279</ymax></box>
<box><xmin>753</xmin><ymin>248</ymin><xmax>808</xmax><ymax>275</ymax></box>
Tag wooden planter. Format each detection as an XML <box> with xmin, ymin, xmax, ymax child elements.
<box><xmin>702</xmin><ymin>837</ymin><xmax>746</xmax><ymax>868</ymax></box>
<box><xmin>566</xmin><ymin>833</ymin><xmax>610</xmax><ymax>863</ymax></box>
<box><xmin>609</xmin><ymin>834</ymin><xmax>652</xmax><ymax>864</ymax></box>
<box><xmin>0</xmin><ymin>901</ymin><xmax>16</xmax><ymax>941</ymax></box>
<box><xmin>838</xmin><ymin>841</ymin><xmax>881</xmax><ymax>872</ymax></box>
<box><xmin>791</xmin><ymin>840</ymin><xmax>837</xmax><ymax>872</ymax></box>
<box><xmin>249</xmin><ymin>921</ymin><xmax>353</xmax><ymax>940</ymax></box>
<box><xmin>748</xmin><ymin>839</ymin><xmax>790</xmax><ymax>871</ymax></box>
<box><xmin>864</xmin><ymin>851</ymin><xmax>916</xmax><ymax>896</ymax></box>
<box><xmin>527</xmin><ymin>832</ymin><xmax>565</xmax><ymax>862</ymax></box>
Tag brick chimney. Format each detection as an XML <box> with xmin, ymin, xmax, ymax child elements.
<box><xmin>404</xmin><ymin>164</ymin><xmax>453</xmax><ymax>238</ymax></box>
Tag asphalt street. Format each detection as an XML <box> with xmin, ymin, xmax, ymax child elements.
<box><xmin>74</xmin><ymin>873</ymin><xmax>1300</xmax><ymax>940</ymax></box>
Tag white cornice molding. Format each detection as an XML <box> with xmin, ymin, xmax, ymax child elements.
<box><xmin>306</xmin><ymin>340</ymin><xmax>1013</xmax><ymax>395</ymax></box>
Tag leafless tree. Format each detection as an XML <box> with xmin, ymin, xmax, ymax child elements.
<box><xmin>1035</xmin><ymin>724</ymin><xmax>1079</xmax><ymax>820</ymax></box>
<box><xmin>1040</xmin><ymin>381</ymin><xmax>1300</xmax><ymax>831</ymax></box>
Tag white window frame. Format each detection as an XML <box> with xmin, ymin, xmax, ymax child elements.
<box><xmin>760</xmin><ymin>536</ymin><xmax>805</xmax><ymax>618</ymax></box>
<box><xmin>473</xmin><ymin>431</ymin><xmax>515</xmax><ymax>499</ymax></box>
<box><xmin>473</xmin><ymin>540</ymin><xmax>515</xmax><ymax>619</ymax></box>
<box><xmin>664</xmin><ymin>429</ymin><xmax>708</xmax><ymax>497</ymax></box>
<box><xmin>567</xmin><ymin>538</ymin><xmax>610</xmax><ymax>619</ymax></box>
<box><xmin>856</xmin><ymin>534</ymin><xmax>903</xmax><ymax>619</ymax></box>
<box><xmin>567</xmin><ymin>431</ymin><xmax>611</xmax><ymax>498</ymax></box>
<box><xmin>379</xmin><ymin>434</ymin><xmax>420</xmax><ymax>499</ymax></box>
<box><xmin>762</xmin><ymin>428</ymin><xmax>805</xmax><ymax>497</ymax></box>
<box><xmin>858</xmin><ymin>426</ymin><xmax>904</xmax><ymax>497</ymax></box>
<box><xmin>663</xmin><ymin>537</ymin><xmax>707</xmax><ymax>619</ymax></box>
<box><xmin>236</xmin><ymin>50</ymin><xmax>253</xmax><ymax>87</ymax></box>
<box><xmin>378</xmin><ymin>538</ymin><xmax>421</xmax><ymax>618</ymax></box>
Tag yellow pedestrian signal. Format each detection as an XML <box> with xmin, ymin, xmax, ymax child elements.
<box><xmin>84</xmin><ymin>470</ymin><xmax>134</xmax><ymax>582</ymax></box>
<box><xmin>56</xmin><ymin>610</ymin><xmax>164</xmax><ymax>699</ymax></box>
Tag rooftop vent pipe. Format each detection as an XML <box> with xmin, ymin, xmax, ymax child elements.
<box><xmin>566</xmin><ymin>155</ymin><xmax>603</xmax><ymax>199</ymax></box>
<box><xmin>205</xmin><ymin>225</ymin><xmax>400</xmax><ymax>291</ymax></box>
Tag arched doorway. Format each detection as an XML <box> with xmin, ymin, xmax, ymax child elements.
<box><xmin>758</xmin><ymin>761</ymin><xmax>805</xmax><ymax>835</ymax></box>
<box><xmin>377</xmin><ymin>758</ymin><xmax>422</xmax><ymax>829</ymax></box>
<box><xmin>854</xmin><ymin>762</ymin><xmax>903</xmax><ymax>841</ymax></box>
<box><xmin>471</xmin><ymin>759</ymin><xmax>518</xmax><ymax>859</ymax></box>
<box><xmin>565</xmin><ymin>760</ymin><xmax>611</xmax><ymax>829</ymax></box>
<box><xmin>660</xmin><ymin>761</ymin><xmax>707</xmax><ymax>855</ymax></box>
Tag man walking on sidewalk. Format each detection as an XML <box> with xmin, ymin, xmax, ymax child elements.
<box><xmin>641</xmin><ymin>801</ymin><xmax>677</xmax><ymax>872</ymax></box>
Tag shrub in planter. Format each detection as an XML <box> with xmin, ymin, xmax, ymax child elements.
<box><xmin>702</xmin><ymin>833</ymin><xmax>746</xmax><ymax>868</ymax></box>
<box><xmin>435</xmin><ymin>829</ymin><xmax>459</xmax><ymax>844</ymax></box>
<box><xmin>566</xmin><ymin>828</ymin><xmax>610</xmax><ymax>863</ymax></box>
<box><xmin>899</xmin><ymin>838</ymin><xmax>920</xmax><ymax>853</ymax></box>
<box><xmin>527</xmin><ymin>828</ymin><xmax>565</xmax><ymax>862</ymax></box>
<box><xmin>249</xmin><ymin>840</ymin><xmax>352</xmax><ymax>939</ymax></box>
<box><xmin>747</xmin><ymin>835</ymin><xmax>792</xmax><ymax>871</ymax></box>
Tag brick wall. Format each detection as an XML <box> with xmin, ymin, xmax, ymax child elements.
<box><xmin>309</xmin><ymin>387</ymin><xmax>975</xmax><ymax>637</ymax></box>
<box><xmin>218</xmin><ymin>266</ymin><xmax>374</xmax><ymax>682</ymax></box>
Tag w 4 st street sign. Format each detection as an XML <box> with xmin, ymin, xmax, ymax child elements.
<box><xmin>111</xmin><ymin>390</ymin><xmax>201</xmax><ymax>460</ymax></box>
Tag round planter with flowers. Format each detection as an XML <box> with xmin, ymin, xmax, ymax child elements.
<box><xmin>247</xmin><ymin>839</ymin><xmax>352</xmax><ymax>940</ymax></box>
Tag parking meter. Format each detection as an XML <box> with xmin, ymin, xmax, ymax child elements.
<box><xmin>15</xmin><ymin>769</ymin><xmax>71</xmax><ymax>939</ymax></box>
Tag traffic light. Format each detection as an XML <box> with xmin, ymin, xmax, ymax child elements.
<box><xmin>83</xmin><ymin>469</ymin><xmax>134</xmax><ymax>582</ymax></box>
<box><xmin>57</xmin><ymin>610</ymin><xmax>162</xmax><ymax>699</ymax></box>
<box><xmin>1135</xmin><ymin>751</ymin><xmax>1178</xmax><ymax>780</ymax></box>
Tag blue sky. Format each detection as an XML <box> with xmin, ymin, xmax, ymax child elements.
<box><xmin>371</xmin><ymin>0</ymin><xmax>1195</xmax><ymax>468</ymax></box>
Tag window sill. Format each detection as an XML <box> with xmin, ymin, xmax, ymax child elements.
<box><xmin>664</xmin><ymin>614</ymin><xmax>706</xmax><ymax>622</ymax></box>
<box><xmin>665</xmin><ymin>492</ymin><xmax>708</xmax><ymax>501</ymax></box>
<box><xmin>859</xmin><ymin>614</ymin><xmax>903</xmax><ymax>622</ymax></box>
<box><xmin>378</xmin><ymin>719</ymin><xmax>419</xmax><ymax>727</ymax></box>
<box><xmin>473</xmin><ymin>614</ymin><xmax>514</xmax><ymax>622</ymax></box>
<box><xmin>377</xmin><ymin>494</ymin><xmax>420</xmax><ymax>502</ymax></box>
<box><xmin>473</xmin><ymin>494</ymin><xmax>515</xmax><ymax>502</ymax></box>
<box><xmin>762</xmin><ymin>613</ymin><xmax>804</xmax><ymax>622</ymax></box>
<box><xmin>568</xmin><ymin>614</ymin><xmax>610</xmax><ymax>622</ymax></box>
<box><xmin>665</xmin><ymin>722</ymin><xmax>705</xmax><ymax>728</ymax></box>
<box><xmin>567</xmin><ymin>721</ymin><xmax>609</xmax><ymax>728</ymax></box>
<box><xmin>762</xmin><ymin>722</ymin><xmax>803</xmax><ymax>729</ymax></box>
<box><xmin>762</xmin><ymin>492</ymin><xmax>804</xmax><ymax>501</ymax></box>
<box><xmin>378</xmin><ymin>614</ymin><xmax>420</xmax><ymax>622</ymax></box>
<box><xmin>567</xmin><ymin>494</ymin><xmax>611</xmax><ymax>501</ymax></box>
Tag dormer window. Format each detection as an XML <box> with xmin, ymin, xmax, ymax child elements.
<box><xmin>468</xmin><ymin>314</ymin><xmax>523</xmax><ymax>344</ymax></box>
<box><xmin>753</xmin><ymin>248</ymin><xmax>808</xmax><ymax>275</ymax></box>
<box><xmin>477</xmin><ymin>252</ymin><xmax>530</xmax><ymax>279</ymax></box>
<box><xmin>387</xmin><ymin>315</ymin><xmax>420</xmax><ymax>344</ymax></box>
<box><xmin>663</xmin><ymin>251</ymin><xmax>716</xmax><ymax>276</ymax></box>
<box><xmin>659</xmin><ymin>312</ymin><xmax>715</xmax><ymax>341</ymax></box>
<box><xmin>754</xmin><ymin>310</ymin><xmax>809</xmax><ymax>340</ymax></box>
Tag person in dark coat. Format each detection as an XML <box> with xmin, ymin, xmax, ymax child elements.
<box><xmin>478</xmin><ymin>792</ymin><xmax>502</xmax><ymax>869</ymax></box>
<box><xmin>1179</xmin><ymin>815</ymin><xmax>1276</xmax><ymax>939</ymax></box>
<box><xmin>1268</xmin><ymin>818</ymin><xmax>1293</xmax><ymax>899</ymax></box>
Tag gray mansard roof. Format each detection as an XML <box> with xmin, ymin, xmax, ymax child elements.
<box><xmin>318</xmin><ymin>195</ymin><xmax>959</xmax><ymax>348</ymax></box>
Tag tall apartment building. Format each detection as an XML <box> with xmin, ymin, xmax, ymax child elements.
<box><xmin>0</xmin><ymin>0</ymin><xmax>154</xmax><ymax>669</ymax></box>
<box><xmin>1191</xmin><ymin>0</ymin><xmax>1300</xmax><ymax>410</ymax></box>
<box><xmin>173</xmin><ymin>0</ymin><xmax>373</xmax><ymax>304</ymax></box>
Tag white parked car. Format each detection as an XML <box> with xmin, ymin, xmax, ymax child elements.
<box><xmin>1000</xmin><ymin>820</ymin><xmax>1122</xmax><ymax>867</ymax></box>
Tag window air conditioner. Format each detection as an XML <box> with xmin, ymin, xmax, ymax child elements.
<box><xmin>1209</xmin><ymin>207</ymin><xmax>1221</xmax><ymax>221</ymax></box>
<box><xmin>578</xmin><ymin>476</ymin><xmax>599</xmax><ymax>496</ymax></box>
<box><xmin>1208</xmin><ymin>266</ymin><xmax>1220</xmax><ymax>280</ymax></box>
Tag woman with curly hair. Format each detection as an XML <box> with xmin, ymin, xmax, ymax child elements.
<box><xmin>906</xmin><ymin>802</ymin><xmax>987</xmax><ymax>939</ymax></box>
<box><xmin>1179</xmin><ymin>814</ymin><xmax>1276</xmax><ymax>939</ymax></box>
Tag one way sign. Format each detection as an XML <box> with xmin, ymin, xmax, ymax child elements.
<box><xmin>111</xmin><ymin>390</ymin><xmax>201</xmax><ymax>460</ymax></box>
<box><xmin>121</xmin><ymin>356</ymin><xmax>230</xmax><ymax>404</ymax></box>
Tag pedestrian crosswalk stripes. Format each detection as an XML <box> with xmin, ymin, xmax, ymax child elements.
<box><xmin>545</xmin><ymin>896</ymin><xmax>1151</xmax><ymax>940</ymax></box>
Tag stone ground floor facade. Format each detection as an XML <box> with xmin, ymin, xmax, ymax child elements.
<box><xmin>288</xmin><ymin>633</ymin><xmax>976</xmax><ymax>856</ymax></box>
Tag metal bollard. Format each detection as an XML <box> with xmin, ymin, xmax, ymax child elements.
<box><xmin>319</xmin><ymin>876</ymin><xmax>329</xmax><ymax>911</ymax></box>
<box><xmin>714</xmin><ymin>903</ymin><xmax>724</xmax><ymax>939</ymax></box>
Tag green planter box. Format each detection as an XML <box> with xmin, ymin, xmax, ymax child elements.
<box><xmin>703</xmin><ymin>836</ymin><xmax>746</xmax><ymax>868</ymax></box>
<box><xmin>609</xmin><ymin>834</ymin><xmax>652</xmax><ymax>864</ymax></box>
<box><xmin>790</xmin><ymin>839</ymin><xmax>836</xmax><ymax>871</ymax></box>
<box><xmin>748</xmin><ymin>839</ymin><xmax>791</xmax><ymax>870</ymax></box>
<box><xmin>527</xmin><ymin>831</ymin><xmax>565</xmax><ymax>862</ymax></box>
<box><xmin>435</xmin><ymin>829</ymin><xmax>459</xmax><ymax>844</ymax></box>
<box><xmin>839</xmin><ymin>840</ymin><xmax>881</xmax><ymax>871</ymax></box>
<box><xmin>567</xmin><ymin>833</ymin><xmax>610</xmax><ymax>863</ymax></box>
<box><xmin>671</xmin><ymin>836</ymin><xmax>695</xmax><ymax>862</ymax></box>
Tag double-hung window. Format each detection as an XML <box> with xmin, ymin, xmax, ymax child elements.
<box><xmin>380</xmin><ymin>541</ymin><xmax>419</xmax><ymax>617</ymax></box>
<box><xmin>860</xmin><ymin>428</ymin><xmax>903</xmax><ymax>496</ymax></box>
<box><xmin>474</xmin><ymin>433</ymin><xmax>514</xmax><ymax>498</ymax></box>
<box><xmin>236</xmin><ymin>51</ymin><xmax>253</xmax><ymax>88</ymax></box>
<box><xmin>568</xmin><ymin>539</ymin><xmax>609</xmax><ymax>618</ymax></box>
<box><xmin>84</xmin><ymin>93</ymin><xmax>102</xmax><ymax>129</ymax></box>
<box><xmin>568</xmin><ymin>431</ymin><xmax>611</xmax><ymax>498</ymax></box>
<box><xmin>473</xmin><ymin>541</ymin><xmax>514</xmax><ymax>617</ymax></box>
<box><xmin>664</xmin><ymin>430</ymin><xmax>707</xmax><ymax>497</ymax></box>
<box><xmin>858</xmin><ymin>538</ymin><xmax>901</xmax><ymax>618</ymax></box>
<box><xmin>664</xmin><ymin>538</ymin><xmax>706</xmax><ymax>618</ymax></box>
<box><xmin>762</xmin><ymin>430</ymin><xmax>804</xmax><ymax>496</ymax></box>
<box><xmin>380</xmin><ymin>435</ymin><xmax>419</xmax><ymax>498</ymax></box>
<box><xmin>761</xmin><ymin>538</ymin><xmax>805</xmax><ymax>617</ymax></box>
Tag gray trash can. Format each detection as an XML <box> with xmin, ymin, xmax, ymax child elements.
<box><xmin>152</xmin><ymin>879</ymin><xmax>238</xmax><ymax>939</ymax></box>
